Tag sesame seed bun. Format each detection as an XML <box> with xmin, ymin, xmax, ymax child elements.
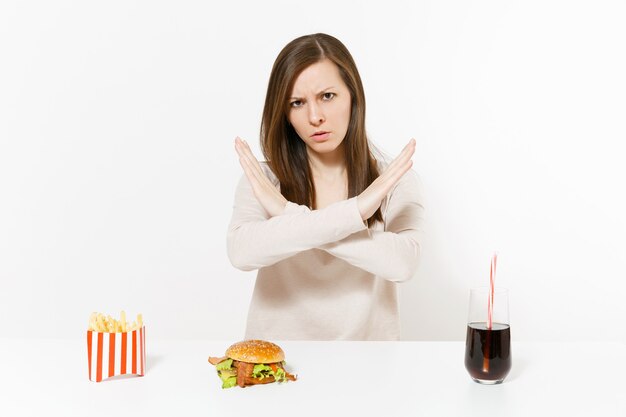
<box><xmin>225</xmin><ymin>340</ymin><xmax>285</xmax><ymax>364</ymax></box>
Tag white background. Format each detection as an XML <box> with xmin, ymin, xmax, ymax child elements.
<box><xmin>1</xmin><ymin>0</ymin><xmax>625</xmax><ymax>342</ymax></box>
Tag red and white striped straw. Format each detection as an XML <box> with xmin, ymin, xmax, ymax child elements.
<box><xmin>487</xmin><ymin>252</ymin><xmax>498</xmax><ymax>329</ymax></box>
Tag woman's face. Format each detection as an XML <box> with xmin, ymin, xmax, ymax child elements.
<box><xmin>287</xmin><ymin>59</ymin><xmax>352</xmax><ymax>156</ymax></box>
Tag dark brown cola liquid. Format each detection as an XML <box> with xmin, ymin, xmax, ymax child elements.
<box><xmin>465</xmin><ymin>322</ymin><xmax>511</xmax><ymax>382</ymax></box>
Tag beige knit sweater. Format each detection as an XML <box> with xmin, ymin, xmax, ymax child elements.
<box><xmin>227</xmin><ymin>160</ymin><xmax>424</xmax><ymax>340</ymax></box>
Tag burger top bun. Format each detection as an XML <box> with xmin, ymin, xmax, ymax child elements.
<box><xmin>226</xmin><ymin>340</ymin><xmax>285</xmax><ymax>364</ymax></box>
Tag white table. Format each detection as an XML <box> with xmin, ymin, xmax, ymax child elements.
<box><xmin>1</xmin><ymin>339</ymin><xmax>624</xmax><ymax>417</ymax></box>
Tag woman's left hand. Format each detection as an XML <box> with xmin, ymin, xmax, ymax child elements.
<box><xmin>235</xmin><ymin>136</ymin><xmax>288</xmax><ymax>217</ymax></box>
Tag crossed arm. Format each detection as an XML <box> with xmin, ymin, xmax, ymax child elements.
<box><xmin>226</xmin><ymin>145</ymin><xmax>424</xmax><ymax>282</ymax></box>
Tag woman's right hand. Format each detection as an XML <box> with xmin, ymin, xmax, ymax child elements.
<box><xmin>357</xmin><ymin>138</ymin><xmax>416</xmax><ymax>221</ymax></box>
<box><xmin>235</xmin><ymin>136</ymin><xmax>288</xmax><ymax>217</ymax></box>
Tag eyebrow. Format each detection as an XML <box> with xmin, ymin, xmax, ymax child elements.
<box><xmin>289</xmin><ymin>86</ymin><xmax>336</xmax><ymax>100</ymax></box>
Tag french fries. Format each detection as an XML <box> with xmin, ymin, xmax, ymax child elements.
<box><xmin>88</xmin><ymin>311</ymin><xmax>144</xmax><ymax>333</ymax></box>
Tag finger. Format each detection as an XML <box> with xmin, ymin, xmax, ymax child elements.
<box><xmin>238</xmin><ymin>143</ymin><xmax>281</xmax><ymax>199</ymax></box>
<box><xmin>240</xmin><ymin>139</ymin><xmax>267</xmax><ymax>176</ymax></box>
<box><xmin>376</xmin><ymin>142</ymin><xmax>415</xmax><ymax>192</ymax></box>
<box><xmin>234</xmin><ymin>137</ymin><xmax>243</xmax><ymax>154</ymax></box>
<box><xmin>237</xmin><ymin>150</ymin><xmax>256</xmax><ymax>182</ymax></box>
<box><xmin>387</xmin><ymin>158</ymin><xmax>413</xmax><ymax>189</ymax></box>
<box><xmin>238</xmin><ymin>145</ymin><xmax>279</xmax><ymax>199</ymax></box>
<box><xmin>389</xmin><ymin>151</ymin><xmax>413</xmax><ymax>178</ymax></box>
<box><xmin>240</xmin><ymin>153</ymin><xmax>284</xmax><ymax>209</ymax></box>
<box><xmin>381</xmin><ymin>140</ymin><xmax>415</xmax><ymax>183</ymax></box>
<box><xmin>235</xmin><ymin>137</ymin><xmax>251</xmax><ymax>161</ymax></box>
<box><xmin>391</xmin><ymin>139</ymin><xmax>415</xmax><ymax>167</ymax></box>
<box><xmin>238</xmin><ymin>144</ymin><xmax>266</xmax><ymax>186</ymax></box>
<box><xmin>234</xmin><ymin>136</ymin><xmax>246</xmax><ymax>151</ymax></box>
<box><xmin>395</xmin><ymin>138</ymin><xmax>416</xmax><ymax>163</ymax></box>
<box><xmin>236</xmin><ymin>139</ymin><xmax>267</xmax><ymax>184</ymax></box>
<box><xmin>383</xmin><ymin>138</ymin><xmax>415</xmax><ymax>174</ymax></box>
<box><xmin>236</xmin><ymin>138</ymin><xmax>265</xmax><ymax>187</ymax></box>
<box><xmin>239</xmin><ymin>156</ymin><xmax>266</xmax><ymax>199</ymax></box>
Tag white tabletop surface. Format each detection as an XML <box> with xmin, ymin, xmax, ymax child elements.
<box><xmin>1</xmin><ymin>338</ymin><xmax>625</xmax><ymax>417</ymax></box>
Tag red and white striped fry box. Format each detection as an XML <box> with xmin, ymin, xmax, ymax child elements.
<box><xmin>86</xmin><ymin>326</ymin><xmax>146</xmax><ymax>382</ymax></box>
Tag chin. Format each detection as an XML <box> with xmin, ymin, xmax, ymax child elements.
<box><xmin>305</xmin><ymin>139</ymin><xmax>344</xmax><ymax>154</ymax></box>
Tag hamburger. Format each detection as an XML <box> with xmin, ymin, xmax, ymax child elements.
<box><xmin>208</xmin><ymin>340</ymin><xmax>297</xmax><ymax>389</ymax></box>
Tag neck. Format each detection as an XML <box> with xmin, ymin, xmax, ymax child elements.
<box><xmin>307</xmin><ymin>143</ymin><xmax>347</xmax><ymax>182</ymax></box>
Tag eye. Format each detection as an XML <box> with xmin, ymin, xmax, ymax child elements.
<box><xmin>290</xmin><ymin>100</ymin><xmax>303</xmax><ymax>108</ymax></box>
<box><xmin>322</xmin><ymin>92</ymin><xmax>335</xmax><ymax>101</ymax></box>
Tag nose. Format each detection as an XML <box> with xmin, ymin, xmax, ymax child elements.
<box><xmin>307</xmin><ymin>102</ymin><xmax>325</xmax><ymax>126</ymax></box>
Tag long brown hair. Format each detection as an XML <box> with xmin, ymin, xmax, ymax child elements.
<box><xmin>260</xmin><ymin>33</ymin><xmax>382</xmax><ymax>226</ymax></box>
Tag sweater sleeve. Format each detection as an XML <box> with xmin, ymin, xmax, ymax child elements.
<box><xmin>226</xmin><ymin>166</ymin><xmax>367</xmax><ymax>271</ymax></box>
<box><xmin>283</xmin><ymin>169</ymin><xmax>425</xmax><ymax>283</ymax></box>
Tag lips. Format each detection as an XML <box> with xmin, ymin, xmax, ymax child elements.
<box><xmin>311</xmin><ymin>131</ymin><xmax>330</xmax><ymax>142</ymax></box>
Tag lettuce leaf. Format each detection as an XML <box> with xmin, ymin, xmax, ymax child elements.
<box><xmin>218</xmin><ymin>368</ymin><xmax>237</xmax><ymax>389</ymax></box>
<box><xmin>274</xmin><ymin>367</ymin><xmax>286</xmax><ymax>382</ymax></box>
<box><xmin>251</xmin><ymin>363</ymin><xmax>288</xmax><ymax>383</ymax></box>
<box><xmin>222</xmin><ymin>376</ymin><xmax>237</xmax><ymax>389</ymax></box>
<box><xmin>214</xmin><ymin>360</ymin><xmax>289</xmax><ymax>388</ymax></box>
<box><xmin>215</xmin><ymin>359</ymin><xmax>233</xmax><ymax>371</ymax></box>
<box><xmin>218</xmin><ymin>369</ymin><xmax>236</xmax><ymax>381</ymax></box>
<box><xmin>252</xmin><ymin>364</ymin><xmax>272</xmax><ymax>379</ymax></box>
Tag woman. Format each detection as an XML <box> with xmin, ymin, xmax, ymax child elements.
<box><xmin>228</xmin><ymin>33</ymin><xmax>424</xmax><ymax>340</ymax></box>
